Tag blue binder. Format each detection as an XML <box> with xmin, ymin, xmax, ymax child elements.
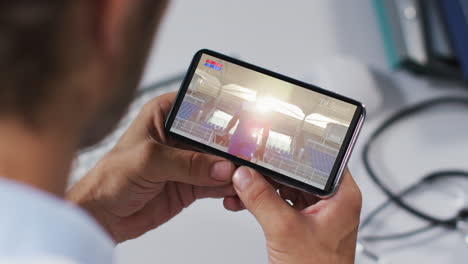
<box><xmin>440</xmin><ymin>0</ymin><xmax>468</xmax><ymax>81</ymax></box>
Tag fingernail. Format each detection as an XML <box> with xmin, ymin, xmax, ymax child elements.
<box><xmin>211</xmin><ymin>161</ymin><xmax>233</xmax><ymax>181</ymax></box>
<box><xmin>233</xmin><ymin>167</ymin><xmax>252</xmax><ymax>191</ymax></box>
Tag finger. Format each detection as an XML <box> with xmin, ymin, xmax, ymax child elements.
<box><xmin>266</xmin><ymin>177</ymin><xmax>282</xmax><ymax>190</ymax></box>
<box><xmin>157</xmin><ymin>92</ymin><xmax>178</xmax><ymax>117</ymax></box>
<box><xmin>149</xmin><ymin>92</ymin><xmax>177</xmax><ymax>144</ymax></box>
<box><xmin>143</xmin><ymin>141</ymin><xmax>236</xmax><ymax>186</ymax></box>
<box><xmin>278</xmin><ymin>186</ymin><xmax>299</xmax><ymax>204</ymax></box>
<box><xmin>278</xmin><ymin>186</ymin><xmax>306</xmax><ymax>210</ymax></box>
<box><xmin>194</xmin><ymin>184</ymin><xmax>237</xmax><ymax>199</ymax></box>
<box><xmin>293</xmin><ymin>194</ymin><xmax>319</xmax><ymax>211</ymax></box>
<box><xmin>141</xmin><ymin>92</ymin><xmax>177</xmax><ymax>120</ymax></box>
<box><xmin>302</xmin><ymin>169</ymin><xmax>362</xmax><ymax>226</ymax></box>
<box><xmin>117</xmin><ymin>92</ymin><xmax>177</xmax><ymax>146</ymax></box>
<box><xmin>223</xmin><ymin>196</ymin><xmax>245</xmax><ymax>212</ymax></box>
<box><xmin>232</xmin><ymin>166</ymin><xmax>298</xmax><ymax>233</ymax></box>
<box><xmin>173</xmin><ymin>141</ymin><xmax>199</xmax><ymax>152</ymax></box>
<box><xmin>279</xmin><ymin>186</ymin><xmax>320</xmax><ymax>210</ymax></box>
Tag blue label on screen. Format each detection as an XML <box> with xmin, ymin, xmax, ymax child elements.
<box><xmin>204</xmin><ymin>62</ymin><xmax>222</xmax><ymax>71</ymax></box>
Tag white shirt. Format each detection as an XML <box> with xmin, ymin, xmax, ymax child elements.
<box><xmin>0</xmin><ymin>179</ymin><xmax>114</xmax><ymax>264</ymax></box>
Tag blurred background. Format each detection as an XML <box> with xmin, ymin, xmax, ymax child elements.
<box><xmin>73</xmin><ymin>0</ymin><xmax>468</xmax><ymax>263</ymax></box>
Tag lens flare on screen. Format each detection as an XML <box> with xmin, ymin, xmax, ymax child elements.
<box><xmin>255</xmin><ymin>98</ymin><xmax>275</xmax><ymax>113</ymax></box>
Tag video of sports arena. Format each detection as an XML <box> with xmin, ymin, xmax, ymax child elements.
<box><xmin>170</xmin><ymin>54</ymin><xmax>357</xmax><ymax>189</ymax></box>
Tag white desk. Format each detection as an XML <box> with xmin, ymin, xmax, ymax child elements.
<box><xmin>80</xmin><ymin>0</ymin><xmax>468</xmax><ymax>263</ymax></box>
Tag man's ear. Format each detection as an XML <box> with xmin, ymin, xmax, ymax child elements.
<box><xmin>60</xmin><ymin>0</ymin><xmax>138</xmax><ymax>124</ymax></box>
<box><xmin>88</xmin><ymin>0</ymin><xmax>135</xmax><ymax>58</ymax></box>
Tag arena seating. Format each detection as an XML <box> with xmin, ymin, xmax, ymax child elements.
<box><xmin>177</xmin><ymin>101</ymin><xmax>200</xmax><ymax>120</ymax></box>
<box><xmin>172</xmin><ymin>117</ymin><xmax>213</xmax><ymax>143</ymax></box>
<box><xmin>304</xmin><ymin>147</ymin><xmax>335</xmax><ymax>175</ymax></box>
<box><xmin>263</xmin><ymin>149</ymin><xmax>329</xmax><ymax>187</ymax></box>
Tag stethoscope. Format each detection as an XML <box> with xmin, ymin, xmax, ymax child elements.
<box><xmin>358</xmin><ymin>97</ymin><xmax>468</xmax><ymax>262</ymax></box>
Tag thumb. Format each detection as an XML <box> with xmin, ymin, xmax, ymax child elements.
<box><xmin>233</xmin><ymin>167</ymin><xmax>297</xmax><ymax>233</ymax></box>
<box><xmin>135</xmin><ymin>141</ymin><xmax>235</xmax><ymax>186</ymax></box>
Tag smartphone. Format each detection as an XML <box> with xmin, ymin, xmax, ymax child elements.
<box><xmin>165</xmin><ymin>49</ymin><xmax>366</xmax><ymax>196</ymax></box>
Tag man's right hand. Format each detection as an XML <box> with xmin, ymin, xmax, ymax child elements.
<box><xmin>225</xmin><ymin>167</ymin><xmax>362</xmax><ymax>264</ymax></box>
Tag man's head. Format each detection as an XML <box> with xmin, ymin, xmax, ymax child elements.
<box><xmin>0</xmin><ymin>0</ymin><xmax>168</xmax><ymax>148</ymax></box>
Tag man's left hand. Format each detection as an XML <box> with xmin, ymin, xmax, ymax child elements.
<box><xmin>67</xmin><ymin>93</ymin><xmax>236</xmax><ymax>243</ymax></box>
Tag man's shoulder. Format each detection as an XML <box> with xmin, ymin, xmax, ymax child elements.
<box><xmin>0</xmin><ymin>179</ymin><xmax>114</xmax><ymax>264</ymax></box>
<box><xmin>0</xmin><ymin>257</ymin><xmax>80</xmax><ymax>264</ymax></box>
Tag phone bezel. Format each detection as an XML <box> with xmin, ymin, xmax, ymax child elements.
<box><xmin>165</xmin><ymin>49</ymin><xmax>366</xmax><ymax>196</ymax></box>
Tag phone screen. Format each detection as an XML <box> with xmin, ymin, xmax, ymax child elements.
<box><xmin>166</xmin><ymin>50</ymin><xmax>364</xmax><ymax>194</ymax></box>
